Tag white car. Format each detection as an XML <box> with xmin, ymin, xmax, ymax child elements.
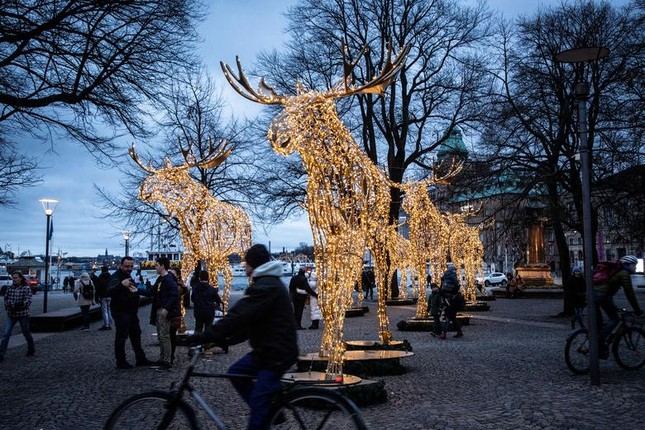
<box><xmin>477</xmin><ymin>272</ymin><xmax>508</xmax><ymax>287</ymax></box>
<box><xmin>0</xmin><ymin>274</ymin><xmax>12</xmax><ymax>288</ymax></box>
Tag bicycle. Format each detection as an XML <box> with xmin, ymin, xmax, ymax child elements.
<box><xmin>104</xmin><ymin>346</ymin><xmax>368</xmax><ymax>429</ymax></box>
<box><xmin>564</xmin><ymin>311</ymin><xmax>645</xmax><ymax>374</ymax></box>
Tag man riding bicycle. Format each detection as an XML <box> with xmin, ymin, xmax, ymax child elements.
<box><xmin>594</xmin><ymin>255</ymin><xmax>643</xmax><ymax>358</ymax></box>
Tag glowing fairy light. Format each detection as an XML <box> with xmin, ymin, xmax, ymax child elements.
<box><xmin>130</xmin><ymin>139</ymin><xmax>252</xmax><ymax>314</ymax></box>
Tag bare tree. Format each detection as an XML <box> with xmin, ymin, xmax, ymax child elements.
<box><xmin>0</xmin><ymin>141</ymin><xmax>42</xmax><ymax>206</ymax></box>
<box><xmin>0</xmin><ymin>0</ymin><xmax>204</xmax><ymax>150</ymax></box>
<box><xmin>250</xmin><ymin>0</ymin><xmax>494</xmax><ymax>295</ymax></box>
<box><xmin>477</xmin><ymin>0</ymin><xmax>643</xmax><ymax>311</ymax></box>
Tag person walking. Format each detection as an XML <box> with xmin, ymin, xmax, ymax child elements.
<box><xmin>288</xmin><ymin>268</ymin><xmax>315</xmax><ymax>329</ymax></box>
<box><xmin>569</xmin><ymin>267</ymin><xmax>586</xmax><ymax>329</ymax></box>
<box><xmin>95</xmin><ymin>266</ymin><xmax>113</xmax><ymax>330</ymax></box>
<box><xmin>107</xmin><ymin>256</ymin><xmax>155</xmax><ymax>369</ymax></box>
<box><xmin>306</xmin><ymin>269</ymin><xmax>321</xmax><ymax>330</ymax></box>
<box><xmin>0</xmin><ymin>271</ymin><xmax>35</xmax><ymax>361</ymax></box>
<box><xmin>73</xmin><ymin>272</ymin><xmax>95</xmax><ymax>331</ymax></box>
<box><xmin>191</xmin><ymin>270</ymin><xmax>222</xmax><ymax>333</ymax></box>
<box><xmin>153</xmin><ymin>257</ymin><xmax>181</xmax><ymax>371</ymax></box>
<box><xmin>188</xmin><ymin>244</ymin><xmax>298</xmax><ymax>429</ymax></box>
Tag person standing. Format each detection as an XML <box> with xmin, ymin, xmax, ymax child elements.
<box><xmin>191</xmin><ymin>270</ymin><xmax>222</xmax><ymax>333</ymax></box>
<box><xmin>439</xmin><ymin>263</ymin><xmax>464</xmax><ymax>339</ymax></box>
<box><xmin>73</xmin><ymin>272</ymin><xmax>95</xmax><ymax>331</ymax></box>
<box><xmin>306</xmin><ymin>269</ymin><xmax>321</xmax><ymax>330</ymax></box>
<box><xmin>107</xmin><ymin>256</ymin><xmax>154</xmax><ymax>369</ymax></box>
<box><xmin>189</xmin><ymin>244</ymin><xmax>298</xmax><ymax>429</ymax></box>
<box><xmin>153</xmin><ymin>257</ymin><xmax>181</xmax><ymax>371</ymax></box>
<box><xmin>568</xmin><ymin>267</ymin><xmax>586</xmax><ymax>329</ymax></box>
<box><xmin>0</xmin><ymin>271</ymin><xmax>35</xmax><ymax>361</ymax></box>
<box><xmin>289</xmin><ymin>268</ymin><xmax>315</xmax><ymax>329</ymax></box>
<box><xmin>170</xmin><ymin>267</ymin><xmax>188</xmax><ymax>334</ymax></box>
<box><xmin>95</xmin><ymin>266</ymin><xmax>113</xmax><ymax>330</ymax></box>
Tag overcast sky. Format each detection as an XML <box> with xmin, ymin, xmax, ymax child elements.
<box><xmin>0</xmin><ymin>0</ymin><xmax>626</xmax><ymax>258</ymax></box>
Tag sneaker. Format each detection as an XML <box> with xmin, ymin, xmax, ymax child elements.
<box><xmin>116</xmin><ymin>362</ymin><xmax>134</xmax><ymax>369</ymax></box>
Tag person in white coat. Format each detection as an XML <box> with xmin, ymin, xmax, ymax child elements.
<box><xmin>74</xmin><ymin>272</ymin><xmax>95</xmax><ymax>331</ymax></box>
<box><xmin>306</xmin><ymin>269</ymin><xmax>322</xmax><ymax>330</ymax></box>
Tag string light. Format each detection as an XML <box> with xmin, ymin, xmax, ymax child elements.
<box><xmin>130</xmin><ymin>143</ymin><xmax>252</xmax><ymax>314</ymax></box>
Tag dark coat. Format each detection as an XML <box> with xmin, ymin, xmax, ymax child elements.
<box><xmin>95</xmin><ymin>271</ymin><xmax>112</xmax><ymax>299</ymax></box>
<box><xmin>156</xmin><ymin>273</ymin><xmax>181</xmax><ymax>321</ymax></box>
<box><xmin>203</xmin><ymin>261</ymin><xmax>298</xmax><ymax>372</ymax></box>
<box><xmin>288</xmin><ymin>273</ymin><xmax>317</xmax><ymax>299</ymax></box>
<box><xmin>107</xmin><ymin>269</ymin><xmax>140</xmax><ymax>314</ymax></box>
<box><xmin>569</xmin><ymin>274</ymin><xmax>586</xmax><ymax>308</ymax></box>
<box><xmin>191</xmin><ymin>281</ymin><xmax>222</xmax><ymax>320</ymax></box>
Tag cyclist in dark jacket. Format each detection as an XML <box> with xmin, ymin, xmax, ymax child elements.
<box><xmin>594</xmin><ymin>255</ymin><xmax>643</xmax><ymax>358</ymax></box>
<box><xmin>190</xmin><ymin>244</ymin><xmax>298</xmax><ymax>429</ymax></box>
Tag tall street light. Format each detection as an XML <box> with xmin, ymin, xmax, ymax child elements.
<box><xmin>39</xmin><ymin>198</ymin><xmax>59</xmax><ymax>313</ymax></box>
<box><xmin>122</xmin><ymin>230</ymin><xmax>130</xmax><ymax>257</ymax></box>
<box><xmin>555</xmin><ymin>46</ymin><xmax>609</xmax><ymax>386</ymax></box>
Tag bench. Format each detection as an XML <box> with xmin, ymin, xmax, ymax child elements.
<box><xmin>30</xmin><ymin>297</ymin><xmax>152</xmax><ymax>332</ymax></box>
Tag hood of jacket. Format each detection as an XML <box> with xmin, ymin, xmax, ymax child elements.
<box><xmin>252</xmin><ymin>260</ymin><xmax>284</xmax><ymax>278</ymax></box>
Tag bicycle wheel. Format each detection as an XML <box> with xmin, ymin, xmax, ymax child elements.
<box><xmin>267</xmin><ymin>386</ymin><xmax>368</xmax><ymax>430</ymax></box>
<box><xmin>612</xmin><ymin>326</ymin><xmax>645</xmax><ymax>370</ymax></box>
<box><xmin>104</xmin><ymin>391</ymin><xmax>199</xmax><ymax>430</ymax></box>
<box><xmin>565</xmin><ymin>329</ymin><xmax>590</xmax><ymax>375</ymax></box>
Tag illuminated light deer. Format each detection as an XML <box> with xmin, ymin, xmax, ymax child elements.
<box><xmin>130</xmin><ymin>139</ymin><xmax>252</xmax><ymax>313</ymax></box>
<box><xmin>221</xmin><ymin>45</ymin><xmax>410</xmax><ymax>378</ymax></box>
<box><xmin>402</xmin><ymin>181</ymin><xmax>449</xmax><ymax>318</ymax></box>
<box><xmin>444</xmin><ymin>212</ymin><xmax>483</xmax><ymax>302</ymax></box>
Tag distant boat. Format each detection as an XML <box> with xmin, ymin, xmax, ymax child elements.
<box><xmin>231</xmin><ymin>264</ymin><xmax>246</xmax><ymax>277</ymax></box>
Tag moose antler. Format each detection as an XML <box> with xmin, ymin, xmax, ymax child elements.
<box><xmin>129</xmin><ymin>143</ymin><xmax>156</xmax><ymax>174</ymax></box>
<box><xmin>330</xmin><ymin>43</ymin><xmax>411</xmax><ymax>98</ymax></box>
<box><xmin>178</xmin><ymin>137</ymin><xmax>233</xmax><ymax>170</ymax></box>
<box><xmin>220</xmin><ymin>57</ymin><xmax>285</xmax><ymax>105</ymax></box>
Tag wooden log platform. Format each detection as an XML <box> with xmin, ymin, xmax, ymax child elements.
<box><xmin>385</xmin><ymin>298</ymin><xmax>416</xmax><ymax>306</ymax></box>
<box><xmin>282</xmin><ymin>371</ymin><xmax>386</xmax><ymax>406</ymax></box>
<box><xmin>464</xmin><ymin>301</ymin><xmax>491</xmax><ymax>312</ymax></box>
<box><xmin>396</xmin><ymin>313</ymin><xmax>472</xmax><ymax>332</ymax></box>
<box><xmin>345</xmin><ymin>306</ymin><xmax>367</xmax><ymax>318</ymax></box>
<box><xmin>297</xmin><ymin>349</ymin><xmax>414</xmax><ymax>377</ymax></box>
<box><xmin>345</xmin><ymin>339</ymin><xmax>413</xmax><ymax>352</ymax></box>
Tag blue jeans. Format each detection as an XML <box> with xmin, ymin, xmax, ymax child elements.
<box><xmin>0</xmin><ymin>315</ymin><xmax>35</xmax><ymax>358</ymax></box>
<box><xmin>594</xmin><ymin>291</ymin><xmax>619</xmax><ymax>344</ymax></box>
<box><xmin>228</xmin><ymin>353</ymin><xmax>283</xmax><ymax>430</ymax></box>
<box><xmin>100</xmin><ymin>298</ymin><xmax>112</xmax><ymax>327</ymax></box>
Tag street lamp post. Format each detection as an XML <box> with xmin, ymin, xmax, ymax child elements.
<box><xmin>555</xmin><ymin>46</ymin><xmax>609</xmax><ymax>386</ymax></box>
<box><xmin>39</xmin><ymin>198</ymin><xmax>59</xmax><ymax>314</ymax></box>
<box><xmin>122</xmin><ymin>230</ymin><xmax>130</xmax><ymax>257</ymax></box>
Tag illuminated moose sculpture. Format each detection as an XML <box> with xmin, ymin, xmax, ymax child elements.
<box><xmin>221</xmin><ymin>46</ymin><xmax>410</xmax><ymax>378</ymax></box>
<box><xmin>130</xmin><ymin>140</ymin><xmax>252</xmax><ymax>312</ymax></box>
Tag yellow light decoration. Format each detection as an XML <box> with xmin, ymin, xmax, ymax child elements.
<box><xmin>221</xmin><ymin>46</ymin><xmax>411</xmax><ymax>378</ymax></box>
<box><xmin>402</xmin><ymin>181</ymin><xmax>449</xmax><ymax>318</ymax></box>
<box><xmin>443</xmin><ymin>212</ymin><xmax>484</xmax><ymax>302</ymax></box>
<box><xmin>130</xmin><ymin>141</ymin><xmax>252</xmax><ymax>314</ymax></box>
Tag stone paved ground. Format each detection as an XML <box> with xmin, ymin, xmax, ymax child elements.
<box><xmin>1</xmin><ymin>290</ymin><xmax>644</xmax><ymax>429</ymax></box>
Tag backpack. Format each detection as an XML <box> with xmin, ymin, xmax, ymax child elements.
<box><xmin>81</xmin><ymin>281</ymin><xmax>94</xmax><ymax>300</ymax></box>
<box><xmin>591</xmin><ymin>262</ymin><xmax>622</xmax><ymax>286</ymax></box>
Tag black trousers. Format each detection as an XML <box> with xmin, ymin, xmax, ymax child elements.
<box><xmin>112</xmin><ymin>311</ymin><xmax>147</xmax><ymax>365</ymax></box>
<box><xmin>292</xmin><ymin>294</ymin><xmax>307</xmax><ymax>328</ymax></box>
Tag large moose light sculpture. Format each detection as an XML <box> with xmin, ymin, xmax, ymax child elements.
<box><xmin>130</xmin><ymin>139</ymin><xmax>252</xmax><ymax>312</ymax></box>
<box><xmin>221</xmin><ymin>45</ymin><xmax>410</xmax><ymax>378</ymax></box>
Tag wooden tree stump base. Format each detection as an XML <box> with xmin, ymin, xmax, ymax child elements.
<box><xmin>297</xmin><ymin>350</ymin><xmax>413</xmax><ymax>377</ymax></box>
<box><xmin>345</xmin><ymin>339</ymin><xmax>413</xmax><ymax>352</ymax></box>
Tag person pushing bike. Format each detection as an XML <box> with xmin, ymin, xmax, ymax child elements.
<box><xmin>594</xmin><ymin>255</ymin><xmax>643</xmax><ymax>358</ymax></box>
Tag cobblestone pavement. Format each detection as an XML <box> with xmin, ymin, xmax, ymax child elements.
<box><xmin>1</xmin><ymin>290</ymin><xmax>644</xmax><ymax>429</ymax></box>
